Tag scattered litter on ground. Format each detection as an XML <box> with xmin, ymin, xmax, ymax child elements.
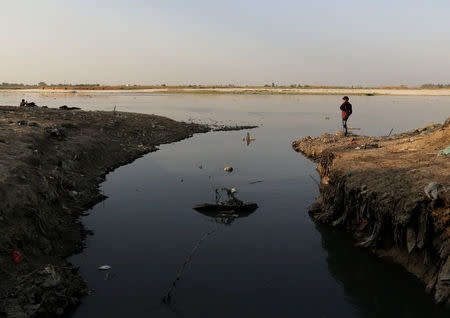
<box><xmin>44</xmin><ymin>126</ymin><xmax>66</xmax><ymax>140</ymax></box>
<box><xmin>98</xmin><ymin>265</ymin><xmax>111</xmax><ymax>271</ymax></box>
<box><xmin>59</xmin><ymin>105</ymin><xmax>81</xmax><ymax>110</ymax></box>
<box><xmin>11</xmin><ymin>250</ymin><xmax>21</xmax><ymax>264</ymax></box>
<box><xmin>424</xmin><ymin>182</ymin><xmax>443</xmax><ymax>200</ymax></box>
<box><xmin>25</xmin><ymin>102</ymin><xmax>38</xmax><ymax>107</ymax></box>
<box><xmin>437</xmin><ymin>145</ymin><xmax>450</xmax><ymax>157</ymax></box>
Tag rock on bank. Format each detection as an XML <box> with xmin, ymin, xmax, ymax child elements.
<box><xmin>0</xmin><ymin>106</ymin><xmax>209</xmax><ymax>317</ymax></box>
<box><xmin>292</xmin><ymin>119</ymin><xmax>450</xmax><ymax>307</ymax></box>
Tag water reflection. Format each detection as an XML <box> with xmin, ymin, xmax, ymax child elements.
<box><xmin>161</xmin><ymin>227</ymin><xmax>217</xmax><ymax>306</ymax></box>
<box><xmin>316</xmin><ymin>224</ymin><xmax>449</xmax><ymax>318</ymax></box>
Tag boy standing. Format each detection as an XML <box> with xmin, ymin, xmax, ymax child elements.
<box><xmin>340</xmin><ymin>96</ymin><xmax>352</xmax><ymax>136</ymax></box>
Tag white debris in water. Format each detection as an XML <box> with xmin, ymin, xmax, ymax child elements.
<box><xmin>98</xmin><ymin>265</ymin><xmax>111</xmax><ymax>271</ymax></box>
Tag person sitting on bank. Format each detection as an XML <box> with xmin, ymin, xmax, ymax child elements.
<box><xmin>340</xmin><ymin>96</ymin><xmax>352</xmax><ymax>136</ymax></box>
<box><xmin>19</xmin><ymin>99</ymin><xmax>26</xmax><ymax>107</ymax></box>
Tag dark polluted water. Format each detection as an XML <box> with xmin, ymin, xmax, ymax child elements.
<box><xmin>16</xmin><ymin>93</ymin><xmax>443</xmax><ymax>318</ymax></box>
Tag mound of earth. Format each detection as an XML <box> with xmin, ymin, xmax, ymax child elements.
<box><xmin>0</xmin><ymin>106</ymin><xmax>209</xmax><ymax>317</ymax></box>
<box><xmin>292</xmin><ymin>119</ymin><xmax>450</xmax><ymax>307</ymax></box>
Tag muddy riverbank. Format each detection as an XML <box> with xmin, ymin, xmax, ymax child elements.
<box><xmin>292</xmin><ymin>119</ymin><xmax>450</xmax><ymax>307</ymax></box>
<box><xmin>0</xmin><ymin>106</ymin><xmax>210</xmax><ymax>317</ymax></box>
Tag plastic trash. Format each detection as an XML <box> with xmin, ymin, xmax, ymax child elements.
<box><xmin>98</xmin><ymin>265</ymin><xmax>111</xmax><ymax>271</ymax></box>
<box><xmin>437</xmin><ymin>145</ymin><xmax>450</xmax><ymax>157</ymax></box>
<box><xmin>11</xmin><ymin>250</ymin><xmax>21</xmax><ymax>264</ymax></box>
<box><xmin>424</xmin><ymin>182</ymin><xmax>442</xmax><ymax>200</ymax></box>
<box><xmin>224</xmin><ymin>167</ymin><xmax>233</xmax><ymax>172</ymax></box>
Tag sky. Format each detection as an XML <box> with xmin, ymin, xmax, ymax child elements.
<box><xmin>0</xmin><ymin>0</ymin><xmax>449</xmax><ymax>86</ymax></box>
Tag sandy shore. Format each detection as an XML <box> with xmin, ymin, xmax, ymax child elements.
<box><xmin>3</xmin><ymin>88</ymin><xmax>450</xmax><ymax>96</ymax></box>
<box><xmin>0</xmin><ymin>106</ymin><xmax>210</xmax><ymax>317</ymax></box>
<box><xmin>292</xmin><ymin>120</ymin><xmax>450</xmax><ymax>307</ymax></box>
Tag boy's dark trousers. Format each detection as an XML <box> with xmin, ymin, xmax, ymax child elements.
<box><xmin>342</xmin><ymin>119</ymin><xmax>348</xmax><ymax>136</ymax></box>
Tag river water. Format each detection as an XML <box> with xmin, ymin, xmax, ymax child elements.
<box><xmin>2</xmin><ymin>92</ymin><xmax>449</xmax><ymax>317</ymax></box>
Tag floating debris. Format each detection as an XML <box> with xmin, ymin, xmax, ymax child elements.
<box><xmin>223</xmin><ymin>166</ymin><xmax>233</xmax><ymax>172</ymax></box>
<box><xmin>98</xmin><ymin>265</ymin><xmax>111</xmax><ymax>271</ymax></box>
<box><xmin>193</xmin><ymin>188</ymin><xmax>258</xmax><ymax>224</ymax></box>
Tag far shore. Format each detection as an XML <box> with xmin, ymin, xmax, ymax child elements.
<box><xmin>2</xmin><ymin>87</ymin><xmax>450</xmax><ymax>96</ymax></box>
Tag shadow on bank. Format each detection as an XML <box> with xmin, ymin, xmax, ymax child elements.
<box><xmin>316</xmin><ymin>223</ymin><xmax>449</xmax><ymax>318</ymax></box>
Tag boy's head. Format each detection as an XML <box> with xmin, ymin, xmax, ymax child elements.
<box><xmin>343</xmin><ymin>96</ymin><xmax>349</xmax><ymax>101</ymax></box>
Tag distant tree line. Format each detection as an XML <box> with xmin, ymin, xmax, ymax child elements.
<box><xmin>421</xmin><ymin>83</ymin><xmax>450</xmax><ymax>88</ymax></box>
<box><xmin>0</xmin><ymin>82</ymin><xmax>100</xmax><ymax>88</ymax></box>
<box><xmin>1</xmin><ymin>82</ymin><xmax>27</xmax><ymax>87</ymax></box>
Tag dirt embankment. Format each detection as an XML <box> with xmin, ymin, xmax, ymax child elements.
<box><xmin>292</xmin><ymin>119</ymin><xmax>450</xmax><ymax>307</ymax></box>
<box><xmin>0</xmin><ymin>106</ymin><xmax>210</xmax><ymax>317</ymax></box>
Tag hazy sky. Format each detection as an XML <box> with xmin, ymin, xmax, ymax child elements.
<box><xmin>1</xmin><ymin>0</ymin><xmax>449</xmax><ymax>86</ymax></box>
